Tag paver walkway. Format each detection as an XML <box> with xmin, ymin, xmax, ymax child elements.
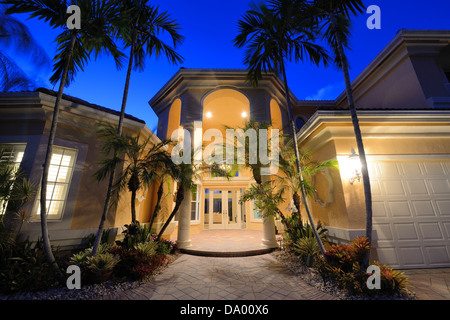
<box><xmin>403</xmin><ymin>268</ymin><xmax>450</xmax><ymax>300</ymax></box>
<box><xmin>102</xmin><ymin>253</ymin><xmax>337</xmax><ymax>300</ymax></box>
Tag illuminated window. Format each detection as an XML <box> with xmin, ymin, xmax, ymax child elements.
<box><xmin>0</xmin><ymin>144</ymin><xmax>26</xmax><ymax>215</ymax></box>
<box><xmin>191</xmin><ymin>184</ymin><xmax>200</xmax><ymax>221</ymax></box>
<box><xmin>34</xmin><ymin>147</ymin><xmax>77</xmax><ymax>220</ymax></box>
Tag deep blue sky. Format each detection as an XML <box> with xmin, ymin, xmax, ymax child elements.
<box><xmin>7</xmin><ymin>0</ymin><xmax>450</xmax><ymax>132</ymax></box>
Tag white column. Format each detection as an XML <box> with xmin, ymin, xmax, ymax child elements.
<box><xmin>261</xmin><ymin>175</ymin><xmax>278</xmax><ymax>248</ymax></box>
<box><xmin>177</xmin><ymin>188</ymin><xmax>192</xmax><ymax>249</ymax></box>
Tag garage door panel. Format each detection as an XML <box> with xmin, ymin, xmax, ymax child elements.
<box><xmin>394</xmin><ymin>223</ymin><xmax>419</xmax><ymax>241</ymax></box>
<box><xmin>419</xmin><ymin>222</ymin><xmax>444</xmax><ymax>240</ymax></box>
<box><xmin>376</xmin><ymin>247</ymin><xmax>399</xmax><ymax>267</ymax></box>
<box><xmin>406</xmin><ymin>180</ymin><xmax>429</xmax><ymax>195</ymax></box>
<box><xmin>426</xmin><ymin>246</ymin><xmax>450</xmax><ymax>265</ymax></box>
<box><xmin>383</xmin><ymin>180</ymin><xmax>405</xmax><ymax>195</ymax></box>
<box><xmin>412</xmin><ymin>200</ymin><xmax>436</xmax><ymax>217</ymax></box>
<box><xmin>444</xmin><ymin>222</ymin><xmax>450</xmax><ymax>237</ymax></box>
<box><xmin>369</xmin><ymin>158</ymin><xmax>450</xmax><ymax>269</ymax></box>
<box><xmin>428</xmin><ymin>179</ymin><xmax>450</xmax><ymax>195</ymax></box>
<box><xmin>373</xmin><ymin>223</ymin><xmax>394</xmax><ymax>241</ymax></box>
<box><xmin>401</xmin><ymin>162</ymin><xmax>423</xmax><ymax>176</ymax></box>
<box><xmin>373</xmin><ymin>202</ymin><xmax>388</xmax><ymax>218</ymax></box>
<box><xmin>389</xmin><ymin>201</ymin><xmax>412</xmax><ymax>218</ymax></box>
<box><xmin>423</xmin><ymin>162</ymin><xmax>446</xmax><ymax>175</ymax></box>
<box><xmin>436</xmin><ymin>200</ymin><xmax>450</xmax><ymax>216</ymax></box>
<box><xmin>399</xmin><ymin>246</ymin><xmax>426</xmax><ymax>267</ymax></box>
<box><xmin>378</xmin><ymin>162</ymin><xmax>402</xmax><ymax>177</ymax></box>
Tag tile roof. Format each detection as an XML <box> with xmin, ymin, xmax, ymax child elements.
<box><xmin>35</xmin><ymin>87</ymin><xmax>145</xmax><ymax>124</ymax></box>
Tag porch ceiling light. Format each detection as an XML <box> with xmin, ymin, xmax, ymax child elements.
<box><xmin>347</xmin><ymin>147</ymin><xmax>362</xmax><ymax>184</ymax></box>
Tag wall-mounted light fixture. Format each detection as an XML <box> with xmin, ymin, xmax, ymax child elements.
<box><xmin>347</xmin><ymin>147</ymin><xmax>362</xmax><ymax>184</ymax></box>
<box><xmin>241</xmin><ymin>111</ymin><xmax>247</xmax><ymax>118</ymax></box>
<box><xmin>206</xmin><ymin>111</ymin><xmax>212</xmax><ymax>118</ymax></box>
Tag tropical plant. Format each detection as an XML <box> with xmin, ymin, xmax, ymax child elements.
<box><xmin>0</xmin><ymin>238</ymin><xmax>61</xmax><ymax>293</ymax></box>
<box><xmin>309</xmin><ymin>0</ymin><xmax>372</xmax><ymax>268</ymax></box>
<box><xmin>234</xmin><ymin>0</ymin><xmax>331</xmax><ymax>259</ymax></box>
<box><xmin>278</xmin><ymin>147</ymin><xmax>338</xmax><ymax>221</ymax></box>
<box><xmin>93</xmin><ymin>124</ymin><xmax>172</xmax><ymax>224</ymax></box>
<box><xmin>0</xmin><ymin>3</ymin><xmax>50</xmax><ymax>92</ymax></box>
<box><xmin>293</xmin><ymin>237</ymin><xmax>320</xmax><ymax>266</ymax></box>
<box><xmin>4</xmin><ymin>0</ymin><xmax>126</xmax><ymax>278</ymax></box>
<box><xmin>134</xmin><ymin>241</ymin><xmax>157</xmax><ymax>259</ymax></box>
<box><xmin>85</xmin><ymin>252</ymin><xmax>118</xmax><ymax>277</ymax></box>
<box><xmin>95</xmin><ymin>0</ymin><xmax>184</xmax><ymax>256</ymax></box>
<box><xmin>156</xmin><ymin>162</ymin><xmax>193</xmax><ymax>241</ymax></box>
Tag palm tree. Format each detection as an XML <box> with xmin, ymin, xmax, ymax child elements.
<box><xmin>278</xmin><ymin>148</ymin><xmax>338</xmax><ymax>221</ymax></box>
<box><xmin>233</xmin><ymin>0</ymin><xmax>330</xmax><ymax>258</ymax></box>
<box><xmin>4</xmin><ymin>0</ymin><xmax>125</xmax><ymax>277</ymax></box>
<box><xmin>309</xmin><ymin>0</ymin><xmax>372</xmax><ymax>267</ymax></box>
<box><xmin>93</xmin><ymin>124</ymin><xmax>172</xmax><ymax>224</ymax></box>
<box><xmin>156</xmin><ymin>162</ymin><xmax>194</xmax><ymax>241</ymax></box>
<box><xmin>0</xmin><ymin>3</ymin><xmax>50</xmax><ymax>91</ymax></box>
<box><xmin>94</xmin><ymin>0</ymin><xmax>184</xmax><ymax>255</ymax></box>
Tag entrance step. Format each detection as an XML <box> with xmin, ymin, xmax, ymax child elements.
<box><xmin>173</xmin><ymin>230</ymin><xmax>279</xmax><ymax>257</ymax></box>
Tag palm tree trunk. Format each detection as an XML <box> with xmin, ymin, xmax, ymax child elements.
<box><xmin>148</xmin><ymin>181</ymin><xmax>164</xmax><ymax>233</ymax></box>
<box><xmin>40</xmin><ymin>30</ymin><xmax>78</xmax><ymax>281</ymax></box>
<box><xmin>156</xmin><ymin>186</ymin><xmax>184</xmax><ymax>241</ymax></box>
<box><xmin>280</xmin><ymin>61</ymin><xmax>328</xmax><ymax>259</ymax></box>
<box><xmin>131</xmin><ymin>188</ymin><xmax>137</xmax><ymax>223</ymax></box>
<box><xmin>92</xmin><ymin>34</ymin><xmax>136</xmax><ymax>256</ymax></box>
<box><xmin>330</xmin><ymin>13</ymin><xmax>373</xmax><ymax>268</ymax></box>
<box><xmin>293</xmin><ymin>191</ymin><xmax>301</xmax><ymax>220</ymax></box>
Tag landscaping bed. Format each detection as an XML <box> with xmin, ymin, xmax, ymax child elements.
<box><xmin>273</xmin><ymin>244</ymin><xmax>416</xmax><ymax>300</ymax></box>
<box><xmin>0</xmin><ymin>223</ymin><xmax>179</xmax><ymax>300</ymax></box>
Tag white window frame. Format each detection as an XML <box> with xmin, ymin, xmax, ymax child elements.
<box><xmin>250</xmin><ymin>199</ymin><xmax>263</xmax><ymax>222</ymax></box>
<box><xmin>0</xmin><ymin>144</ymin><xmax>26</xmax><ymax>215</ymax></box>
<box><xmin>32</xmin><ymin>146</ymin><xmax>77</xmax><ymax>221</ymax></box>
<box><xmin>190</xmin><ymin>184</ymin><xmax>200</xmax><ymax>222</ymax></box>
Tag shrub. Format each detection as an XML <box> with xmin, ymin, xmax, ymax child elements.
<box><xmin>293</xmin><ymin>237</ymin><xmax>320</xmax><ymax>267</ymax></box>
<box><xmin>134</xmin><ymin>241</ymin><xmax>157</xmax><ymax>259</ymax></box>
<box><xmin>0</xmin><ymin>238</ymin><xmax>60</xmax><ymax>293</ymax></box>
<box><xmin>372</xmin><ymin>261</ymin><xmax>409</xmax><ymax>293</ymax></box>
<box><xmin>116</xmin><ymin>222</ymin><xmax>151</xmax><ymax>249</ymax></box>
<box><xmin>283</xmin><ymin>211</ymin><xmax>327</xmax><ymax>247</ymax></box>
<box><xmin>314</xmin><ymin>236</ymin><xmax>410</xmax><ymax>296</ymax></box>
<box><xmin>85</xmin><ymin>252</ymin><xmax>119</xmax><ymax>283</ymax></box>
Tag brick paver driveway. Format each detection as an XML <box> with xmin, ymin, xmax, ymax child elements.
<box><xmin>102</xmin><ymin>253</ymin><xmax>337</xmax><ymax>300</ymax></box>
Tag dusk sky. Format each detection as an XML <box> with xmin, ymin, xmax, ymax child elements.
<box><xmin>7</xmin><ymin>0</ymin><xmax>450</xmax><ymax>133</ymax></box>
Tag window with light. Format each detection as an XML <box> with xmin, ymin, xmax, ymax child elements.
<box><xmin>34</xmin><ymin>147</ymin><xmax>77</xmax><ymax>220</ymax></box>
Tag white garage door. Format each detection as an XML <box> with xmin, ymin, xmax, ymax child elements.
<box><xmin>370</xmin><ymin>158</ymin><xmax>450</xmax><ymax>269</ymax></box>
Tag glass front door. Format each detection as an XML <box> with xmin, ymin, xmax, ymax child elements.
<box><xmin>205</xmin><ymin>189</ymin><xmax>242</xmax><ymax>229</ymax></box>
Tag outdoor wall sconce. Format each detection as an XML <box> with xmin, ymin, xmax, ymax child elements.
<box><xmin>347</xmin><ymin>147</ymin><xmax>362</xmax><ymax>184</ymax></box>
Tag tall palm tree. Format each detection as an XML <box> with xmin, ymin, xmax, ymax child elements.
<box><xmin>4</xmin><ymin>0</ymin><xmax>125</xmax><ymax>277</ymax></box>
<box><xmin>233</xmin><ymin>0</ymin><xmax>330</xmax><ymax>258</ymax></box>
<box><xmin>310</xmin><ymin>0</ymin><xmax>372</xmax><ymax>267</ymax></box>
<box><xmin>0</xmin><ymin>4</ymin><xmax>50</xmax><ymax>91</ymax></box>
<box><xmin>94</xmin><ymin>0</ymin><xmax>184</xmax><ymax>255</ymax></box>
